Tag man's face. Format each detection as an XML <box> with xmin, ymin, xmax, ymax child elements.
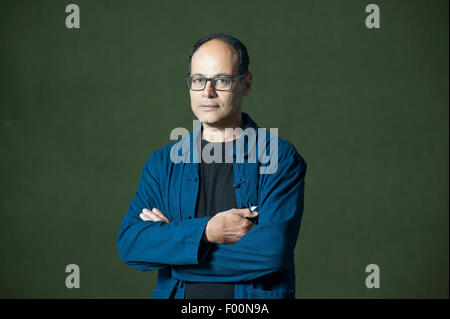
<box><xmin>189</xmin><ymin>39</ymin><xmax>252</xmax><ymax>128</ymax></box>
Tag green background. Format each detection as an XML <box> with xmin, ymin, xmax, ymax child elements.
<box><xmin>0</xmin><ymin>0</ymin><xmax>448</xmax><ymax>298</ymax></box>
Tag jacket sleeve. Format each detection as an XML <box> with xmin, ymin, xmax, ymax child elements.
<box><xmin>117</xmin><ymin>151</ymin><xmax>210</xmax><ymax>272</ymax></box>
<box><xmin>172</xmin><ymin>146</ymin><xmax>307</xmax><ymax>282</ymax></box>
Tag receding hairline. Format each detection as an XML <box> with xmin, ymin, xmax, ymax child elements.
<box><xmin>191</xmin><ymin>38</ymin><xmax>240</xmax><ymax>72</ymax></box>
<box><xmin>188</xmin><ymin>33</ymin><xmax>250</xmax><ymax>75</ymax></box>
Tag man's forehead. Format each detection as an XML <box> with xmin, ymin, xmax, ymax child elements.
<box><xmin>195</xmin><ymin>38</ymin><xmax>236</xmax><ymax>55</ymax></box>
<box><xmin>191</xmin><ymin>72</ymin><xmax>233</xmax><ymax>77</ymax></box>
<box><xmin>191</xmin><ymin>40</ymin><xmax>239</xmax><ymax>73</ymax></box>
<box><xmin>190</xmin><ymin>59</ymin><xmax>239</xmax><ymax>76</ymax></box>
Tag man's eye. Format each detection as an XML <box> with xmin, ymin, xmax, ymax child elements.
<box><xmin>192</xmin><ymin>78</ymin><xmax>204</xmax><ymax>83</ymax></box>
<box><xmin>216</xmin><ymin>78</ymin><xmax>230</xmax><ymax>83</ymax></box>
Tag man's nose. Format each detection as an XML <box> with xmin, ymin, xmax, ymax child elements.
<box><xmin>202</xmin><ymin>80</ymin><xmax>217</xmax><ymax>98</ymax></box>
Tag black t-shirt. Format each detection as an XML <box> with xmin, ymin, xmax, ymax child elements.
<box><xmin>184</xmin><ymin>134</ymin><xmax>237</xmax><ymax>299</ymax></box>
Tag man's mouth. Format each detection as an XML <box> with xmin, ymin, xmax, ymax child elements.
<box><xmin>200</xmin><ymin>104</ymin><xmax>219</xmax><ymax>109</ymax></box>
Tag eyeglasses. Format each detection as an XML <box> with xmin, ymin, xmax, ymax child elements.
<box><xmin>185</xmin><ymin>73</ymin><xmax>247</xmax><ymax>91</ymax></box>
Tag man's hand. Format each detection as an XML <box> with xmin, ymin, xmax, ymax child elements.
<box><xmin>205</xmin><ymin>208</ymin><xmax>259</xmax><ymax>245</ymax></box>
<box><xmin>140</xmin><ymin>208</ymin><xmax>170</xmax><ymax>223</ymax></box>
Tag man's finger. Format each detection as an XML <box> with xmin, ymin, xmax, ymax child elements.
<box><xmin>141</xmin><ymin>208</ymin><xmax>165</xmax><ymax>222</ymax></box>
<box><xmin>234</xmin><ymin>208</ymin><xmax>259</xmax><ymax>218</ymax></box>
<box><xmin>141</xmin><ymin>210</ymin><xmax>161</xmax><ymax>222</ymax></box>
<box><xmin>152</xmin><ymin>208</ymin><xmax>170</xmax><ymax>223</ymax></box>
<box><xmin>140</xmin><ymin>213</ymin><xmax>152</xmax><ymax>221</ymax></box>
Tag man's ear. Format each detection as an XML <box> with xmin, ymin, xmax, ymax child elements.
<box><xmin>242</xmin><ymin>72</ymin><xmax>252</xmax><ymax>96</ymax></box>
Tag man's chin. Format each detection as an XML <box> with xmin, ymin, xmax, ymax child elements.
<box><xmin>197</xmin><ymin>113</ymin><xmax>222</xmax><ymax>126</ymax></box>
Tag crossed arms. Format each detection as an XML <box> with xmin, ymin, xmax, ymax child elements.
<box><xmin>117</xmin><ymin>146</ymin><xmax>306</xmax><ymax>283</ymax></box>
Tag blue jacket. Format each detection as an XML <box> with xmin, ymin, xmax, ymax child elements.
<box><xmin>117</xmin><ymin>112</ymin><xmax>307</xmax><ymax>299</ymax></box>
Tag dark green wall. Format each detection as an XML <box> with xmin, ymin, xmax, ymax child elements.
<box><xmin>0</xmin><ymin>0</ymin><xmax>448</xmax><ymax>298</ymax></box>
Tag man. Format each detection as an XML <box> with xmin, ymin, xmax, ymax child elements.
<box><xmin>117</xmin><ymin>33</ymin><xmax>307</xmax><ymax>299</ymax></box>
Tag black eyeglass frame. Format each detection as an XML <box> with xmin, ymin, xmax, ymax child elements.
<box><xmin>185</xmin><ymin>73</ymin><xmax>248</xmax><ymax>91</ymax></box>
